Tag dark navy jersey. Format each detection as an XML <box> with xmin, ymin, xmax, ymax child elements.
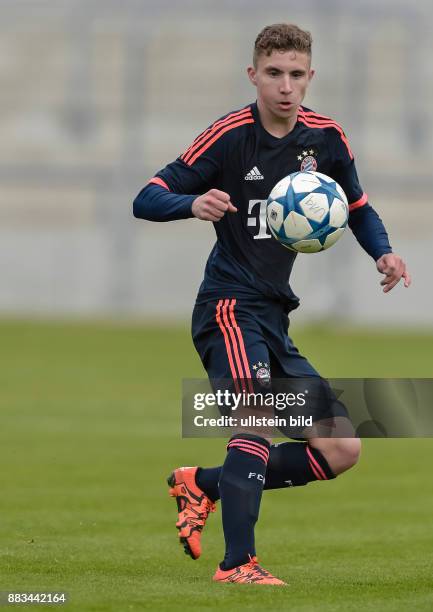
<box><xmin>141</xmin><ymin>102</ymin><xmax>390</xmax><ymax>310</ymax></box>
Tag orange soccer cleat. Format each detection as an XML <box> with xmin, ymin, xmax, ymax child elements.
<box><xmin>167</xmin><ymin>466</ymin><xmax>216</xmax><ymax>560</ymax></box>
<box><xmin>213</xmin><ymin>556</ymin><xmax>287</xmax><ymax>585</ymax></box>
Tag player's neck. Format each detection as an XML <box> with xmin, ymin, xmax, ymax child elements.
<box><xmin>257</xmin><ymin>100</ymin><xmax>298</xmax><ymax>138</ymax></box>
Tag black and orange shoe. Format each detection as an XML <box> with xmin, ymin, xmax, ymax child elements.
<box><xmin>167</xmin><ymin>466</ymin><xmax>216</xmax><ymax>560</ymax></box>
<box><xmin>213</xmin><ymin>556</ymin><xmax>286</xmax><ymax>585</ymax></box>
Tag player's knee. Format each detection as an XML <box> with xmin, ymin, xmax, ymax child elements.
<box><xmin>311</xmin><ymin>437</ymin><xmax>361</xmax><ymax>475</ymax></box>
<box><xmin>334</xmin><ymin>438</ymin><xmax>361</xmax><ymax>473</ymax></box>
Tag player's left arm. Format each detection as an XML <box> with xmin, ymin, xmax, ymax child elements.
<box><xmin>348</xmin><ymin>204</ymin><xmax>411</xmax><ymax>293</ymax></box>
<box><xmin>327</xmin><ymin>127</ymin><xmax>411</xmax><ymax>293</ymax></box>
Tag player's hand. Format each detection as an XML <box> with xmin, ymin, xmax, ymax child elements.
<box><xmin>192</xmin><ymin>189</ymin><xmax>237</xmax><ymax>222</ymax></box>
<box><xmin>376</xmin><ymin>253</ymin><xmax>411</xmax><ymax>293</ymax></box>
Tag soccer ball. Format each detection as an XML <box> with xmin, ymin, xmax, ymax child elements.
<box><xmin>266</xmin><ymin>171</ymin><xmax>349</xmax><ymax>253</ymax></box>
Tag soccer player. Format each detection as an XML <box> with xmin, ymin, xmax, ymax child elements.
<box><xmin>133</xmin><ymin>23</ymin><xmax>411</xmax><ymax>585</ymax></box>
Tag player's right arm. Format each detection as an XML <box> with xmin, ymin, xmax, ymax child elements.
<box><xmin>133</xmin><ymin>113</ymin><xmax>242</xmax><ymax>223</ymax></box>
<box><xmin>133</xmin><ymin>183</ymin><xmax>236</xmax><ymax>223</ymax></box>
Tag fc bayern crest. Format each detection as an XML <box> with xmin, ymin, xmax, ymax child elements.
<box><xmin>252</xmin><ymin>362</ymin><xmax>271</xmax><ymax>387</ymax></box>
<box><xmin>297</xmin><ymin>149</ymin><xmax>318</xmax><ymax>171</ymax></box>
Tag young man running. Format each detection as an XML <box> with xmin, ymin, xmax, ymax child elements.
<box><xmin>133</xmin><ymin>23</ymin><xmax>411</xmax><ymax>585</ymax></box>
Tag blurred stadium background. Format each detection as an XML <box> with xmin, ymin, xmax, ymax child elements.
<box><xmin>0</xmin><ymin>0</ymin><xmax>432</xmax><ymax>324</ymax></box>
<box><xmin>2</xmin><ymin>2</ymin><xmax>433</xmax><ymax>610</ymax></box>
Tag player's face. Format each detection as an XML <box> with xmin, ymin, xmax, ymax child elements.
<box><xmin>247</xmin><ymin>50</ymin><xmax>314</xmax><ymax>123</ymax></box>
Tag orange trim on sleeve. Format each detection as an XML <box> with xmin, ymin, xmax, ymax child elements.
<box><xmin>148</xmin><ymin>177</ymin><xmax>170</xmax><ymax>191</ymax></box>
<box><xmin>349</xmin><ymin>193</ymin><xmax>368</xmax><ymax>212</ymax></box>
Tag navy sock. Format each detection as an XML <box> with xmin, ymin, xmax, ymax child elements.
<box><xmin>195</xmin><ymin>466</ymin><xmax>220</xmax><ymax>502</ymax></box>
<box><xmin>218</xmin><ymin>434</ymin><xmax>270</xmax><ymax>570</ymax></box>
<box><xmin>264</xmin><ymin>441</ymin><xmax>335</xmax><ymax>488</ymax></box>
<box><xmin>195</xmin><ymin>442</ymin><xmax>334</xmax><ymax>502</ymax></box>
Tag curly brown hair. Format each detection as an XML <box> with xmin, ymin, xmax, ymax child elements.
<box><xmin>253</xmin><ymin>23</ymin><xmax>312</xmax><ymax>67</ymax></box>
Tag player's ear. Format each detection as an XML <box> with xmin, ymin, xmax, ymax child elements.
<box><xmin>308</xmin><ymin>68</ymin><xmax>315</xmax><ymax>82</ymax></box>
<box><xmin>247</xmin><ymin>66</ymin><xmax>257</xmax><ymax>86</ymax></box>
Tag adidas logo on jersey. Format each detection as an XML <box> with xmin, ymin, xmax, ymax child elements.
<box><xmin>244</xmin><ymin>166</ymin><xmax>264</xmax><ymax>180</ymax></box>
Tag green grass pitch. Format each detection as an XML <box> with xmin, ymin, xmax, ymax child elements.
<box><xmin>1</xmin><ymin>319</ymin><xmax>433</xmax><ymax>611</ymax></box>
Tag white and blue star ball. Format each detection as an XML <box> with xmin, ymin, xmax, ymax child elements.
<box><xmin>266</xmin><ymin>171</ymin><xmax>349</xmax><ymax>253</ymax></box>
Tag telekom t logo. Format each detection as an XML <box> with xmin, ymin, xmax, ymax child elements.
<box><xmin>247</xmin><ymin>199</ymin><xmax>272</xmax><ymax>240</ymax></box>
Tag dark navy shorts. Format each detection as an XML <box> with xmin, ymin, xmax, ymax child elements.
<box><xmin>191</xmin><ymin>296</ymin><xmax>349</xmax><ymax>434</ymax></box>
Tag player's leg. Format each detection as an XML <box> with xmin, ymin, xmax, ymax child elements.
<box><xmin>205</xmin><ymin>299</ymin><xmax>279</xmax><ymax>576</ymax></box>
<box><xmin>171</xmin><ymin>297</ymin><xmax>285</xmax><ymax>583</ymax></box>
<box><xmin>196</xmin><ymin>439</ymin><xmax>334</xmax><ymax>500</ymax></box>
<box><xmin>218</xmin><ymin>433</ymin><xmax>270</xmax><ymax>568</ymax></box>
<box><xmin>196</xmin><ymin>438</ymin><xmax>340</xmax><ymax>500</ymax></box>
<box><xmin>167</xmin><ymin>299</ymin><xmax>228</xmax><ymax>560</ymax></box>
<box><xmin>196</xmin><ymin>326</ymin><xmax>361</xmax><ymax>495</ymax></box>
<box><xmin>196</xmin><ymin>426</ymin><xmax>359</xmax><ymax>496</ymax></box>
<box><xmin>208</xmin><ymin>299</ymin><xmax>285</xmax><ymax>583</ymax></box>
<box><xmin>307</xmin><ymin>435</ymin><xmax>361</xmax><ymax>475</ymax></box>
<box><xmin>167</xmin><ymin>298</ymin><xmax>268</xmax><ymax>562</ymax></box>
<box><xmin>210</xmin><ymin>433</ymin><xmax>285</xmax><ymax>584</ymax></box>
<box><xmin>264</xmin><ymin>333</ymin><xmax>362</xmax><ymax>484</ymax></box>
